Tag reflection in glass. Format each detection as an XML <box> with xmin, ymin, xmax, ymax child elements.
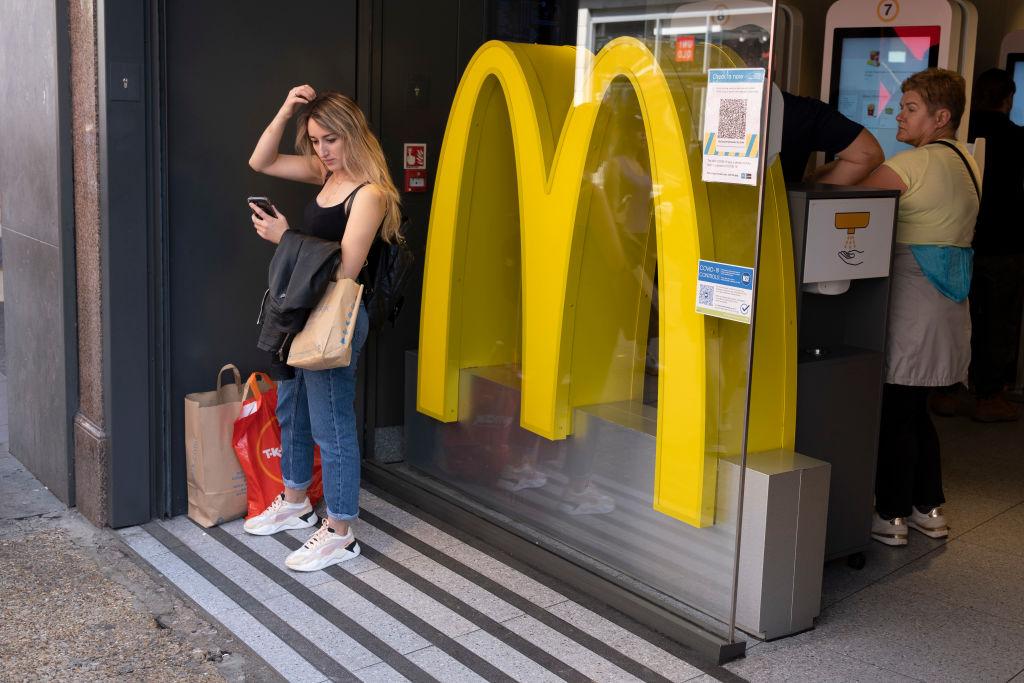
<box><xmin>407</xmin><ymin>0</ymin><xmax>786</xmax><ymax>636</ymax></box>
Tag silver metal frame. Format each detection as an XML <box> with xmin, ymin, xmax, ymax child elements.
<box><xmin>728</xmin><ymin>0</ymin><xmax>778</xmax><ymax>644</ymax></box>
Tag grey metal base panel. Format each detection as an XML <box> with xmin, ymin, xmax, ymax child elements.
<box><xmin>722</xmin><ymin>452</ymin><xmax>830</xmax><ymax>638</ymax></box>
<box><xmin>391</xmin><ymin>352</ymin><xmax>830</xmax><ymax>645</ymax></box>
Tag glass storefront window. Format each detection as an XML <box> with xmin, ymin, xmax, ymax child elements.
<box><xmin>389</xmin><ymin>0</ymin><xmax>789</xmax><ymax>644</ymax></box>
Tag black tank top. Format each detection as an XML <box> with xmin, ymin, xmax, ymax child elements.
<box><xmin>301</xmin><ymin>181</ymin><xmax>367</xmax><ymax>242</ymax></box>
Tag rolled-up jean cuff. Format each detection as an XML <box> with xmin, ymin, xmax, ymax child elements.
<box><xmin>325</xmin><ymin>508</ymin><xmax>359</xmax><ymax>522</ymax></box>
<box><xmin>282</xmin><ymin>477</ymin><xmax>313</xmax><ymax>491</ymax></box>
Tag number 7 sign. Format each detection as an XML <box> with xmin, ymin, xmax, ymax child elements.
<box><xmin>877</xmin><ymin>0</ymin><xmax>899</xmax><ymax>21</ymax></box>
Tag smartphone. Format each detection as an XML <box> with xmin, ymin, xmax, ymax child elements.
<box><xmin>247</xmin><ymin>196</ymin><xmax>277</xmax><ymax>217</ymax></box>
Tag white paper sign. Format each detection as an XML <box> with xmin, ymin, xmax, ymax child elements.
<box><xmin>695</xmin><ymin>259</ymin><xmax>754</xmax><ymax>324</ymax></box>
<box><xmin>802</xmin><ymin>197</ymin><xmax>897</xmax><ymax>284</ymax></box>
<box><xmin>702</xmin><ymin>68</ymin><xmax>765</xmax><ymax>186</ymax></box>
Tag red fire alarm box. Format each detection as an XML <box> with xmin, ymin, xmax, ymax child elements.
<box><xmin>404</xmin><ymin>169</ymin><xmax>427</xmax><ymax>193</ymax></box>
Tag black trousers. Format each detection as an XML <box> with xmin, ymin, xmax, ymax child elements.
<box><xmin>874</xmin><ymin>383</ymin><xmax>945</xmax><ymax>519</ymax></box>
<box><xmin>970</xmin><ymin>253</ymin><xmax>1024</xmax><ymax>398</ymax></box>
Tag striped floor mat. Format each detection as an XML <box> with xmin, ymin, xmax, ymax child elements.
<box><xmin>119</xmin><ymin>488</ymin><xmax>720</xmax><ymax>683</ymax></box>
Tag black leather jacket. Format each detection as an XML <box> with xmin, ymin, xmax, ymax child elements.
<box><xmin>257</xmin><ymin>230</ymin><xmax>340</xmax><ymax>374</ymax></box>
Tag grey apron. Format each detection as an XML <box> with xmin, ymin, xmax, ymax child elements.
<box><xmin>884</xmin><ymin>245</ymin><xmax>971</xmax><ymax>387</ymax></box>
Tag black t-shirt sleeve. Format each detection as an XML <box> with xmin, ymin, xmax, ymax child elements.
<box><xmin>807</xmin><ymin>99</ymin><xmax>864</xmax><ymax>155</ymax></box>
<box><xmin>780</xmin><ymin>92</ymin><xmax>865</xmax><ymax>183</ymax></box>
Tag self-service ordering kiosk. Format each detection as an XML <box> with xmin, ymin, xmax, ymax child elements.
<box><xmin>820</xmin><ymin>0</ymin><xmax>978</xmax><ymax>158</ymax></box>
<box><xmin>1002</xmin><ymin>30</ymin><xmax>1024</xmax><ymax>126</ymax></box>
<box><xmin>666</xmin><ymin>0</ymin><xmax>804</xmax><ymax>92</ymax></box>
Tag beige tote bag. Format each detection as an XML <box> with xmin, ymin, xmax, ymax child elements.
<box><xmin>287</xmin><ymin>266</ymin><xmax>364</xmax><ymax>371</ymax></box>
<box><xmin>184</xmin><ymin>364</ymin><xmax>248</xmax><ymax>527</ymax></box>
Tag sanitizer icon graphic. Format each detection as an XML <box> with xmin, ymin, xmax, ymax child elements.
<box><xmin>835</xmin><ymin>211</ymin><xmax>870</xmax><ymax>265</ymax></box>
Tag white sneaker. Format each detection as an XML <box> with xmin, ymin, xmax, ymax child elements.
<box><xmin>561</xmin><ymin>483</ymin><xmax>615</xmax><ymax>515</ymax></box>
<box><xmin>871</xmin><ymin>512</ymin><xmax>908</xmax><ymax>546</ymax></box>
<box><xmin>243</xmin><ymin>493</ymin><xmax>318</xmax><ymax>536</ymax></box>
<box><xmin>907</xmin><ymin>506</ymin><xmax>949</xmax><ymax>538</ymax></box>
<box><xmin>498</xmin><ymin>465</ymin><xmax>547</xmax><ymax>492</ymax></box>
<box><xmin>285</xmin><ymin>519</ymin><xmax>361</xmax><ymax>572</ymax></box>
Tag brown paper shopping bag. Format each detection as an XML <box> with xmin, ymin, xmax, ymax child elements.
<box><xmin>287</xmin><ymin>267</ymin><xmax>363</xmax><ymax>371</ymax></box>
<box><xmin>184</xmin><ymin>364</ymin><xmax>248</xmax><ymax>527</ymax></box>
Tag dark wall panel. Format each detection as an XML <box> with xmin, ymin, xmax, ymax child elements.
<box><xmin>165</xmin><ymin>1</ymin><xmax>358</xmax><ymax>515</ymax></box>
<box><xmin>103</xmin><ymin>0</ymin><xmax>154</xmax><ymax>525</ymax></box>
<box><xmin>0</xmin><ymin>0</ymin><xmax>76</xmax><ymax>502</ymax></box>
<box><xmin>370</xmin><ymin>0</ymin><xmax>485</xmax><ymax>428</ymax></box>
<box><xmin>367</xmin><ymin>0</ymin><xmax>575</xmax><ymax>430</ymax></box>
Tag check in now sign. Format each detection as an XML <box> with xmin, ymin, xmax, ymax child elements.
<box><xmin>416</xmin><ymin>38</ymin><xmax>798</xmax><ymax>527</ymax></box>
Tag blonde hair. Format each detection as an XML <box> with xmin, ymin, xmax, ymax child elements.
<box><xmin>295</xmin><ymin>92</ymin><xmax>402</xmax><ymax>242</ymax></box>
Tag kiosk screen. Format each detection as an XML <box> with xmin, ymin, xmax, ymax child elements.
<box><xmin>1008</xmin><ymin>53</ymin><xmax>1024</xmax><ymax>126</ymax></box>
<box><xmin>830</xmin><ymin>27</ymin><xmax>941</xmax><ymax>158</ymax></box>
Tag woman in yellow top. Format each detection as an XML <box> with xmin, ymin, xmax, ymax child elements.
<box><xmin>862</xmin><ymin>69</ymin><xmax>980</xmax><ymax>547</ymax></box>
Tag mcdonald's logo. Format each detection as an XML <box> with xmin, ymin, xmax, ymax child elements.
<box><xmin>417</xmin><ymin>37</ymin><xmax>798</xmax><ymax>527</ymax></box>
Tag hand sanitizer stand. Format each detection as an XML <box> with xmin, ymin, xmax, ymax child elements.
<box><xmin>787</xmin><ymin>184</ymin><xmax>899</xmax><ymax>567</ymax></box>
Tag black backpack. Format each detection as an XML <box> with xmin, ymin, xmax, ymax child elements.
<box><xmin>362</xmin><ymin>212</ymin><xmax>416</xmax><ymax>332</ymax></box>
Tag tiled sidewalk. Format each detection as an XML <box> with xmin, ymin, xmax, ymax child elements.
<box><xmin>729</xmin><ymin>411</ymin><xmax>1024</xmax><ymax>682</ymax></box>
<box><xmin>118</xmin><ymin>407</ymin><xmax>1024</xmax><ymax>683</ymax></box>
<box><xmin>120</xmin><ymin>488</ymin><xmax>719</xmax><ymax>683</ymax></box>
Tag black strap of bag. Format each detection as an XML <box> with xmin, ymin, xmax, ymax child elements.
<box><xmin>933</xmin><ymin>139</ymin><xmax>981</xmax><ymax>199</ymax></box>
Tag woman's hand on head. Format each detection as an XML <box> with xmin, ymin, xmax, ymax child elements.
<box><xmin>278</xmin><ymin>85</ymin><xmax>316</xmax><ymax>119</ymax></box>
<box><xmin>250</xmin><ymin>202</ymin><xmax>290</xmax><ymax>244</ymax></box>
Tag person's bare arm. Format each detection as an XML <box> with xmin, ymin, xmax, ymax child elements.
<box><xmin>811</xmin><ymin>129</ymin><xmax>885</xmax><ymax>185</ymax></box>
<box><xmin>249</xmin><ymin>85</ymin><xmax>325</xmax><ymax>186</ymax></box>
<box><xmin>338</xmin><ymin>186</ymin><xmax>387</xmax><ymax>280</ymax></box>
<box><xmin>859</xmin><ymin>163</ymin><xmax>908</xmax><ymax>193</ymax></box>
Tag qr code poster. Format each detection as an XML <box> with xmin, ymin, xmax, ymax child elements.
<box><xmin>702</xmin><ymin>68</ymin><xmax>765</xmax><ymax>186</ymax></box>
<box><xmin>695</xmin><ymin>259</ymin><xmax>754</xmax><ymax>324</ymax></box>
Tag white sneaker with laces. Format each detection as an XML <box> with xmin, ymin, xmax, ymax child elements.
<box><xmin>907</xmin><ymin>506</ymin><xmax>949</xmax><ymax>538</ymax></box>
<box><xmin>243</xmin><ymin>493</ymin><xmax>318</xmax><ymax>536</ymax></box>
<box><xmin>871</xmin><ymin>512</ymin><xmax>908</xmax><ymax>546</ymax></box>
<box><xmin>285</xmin><ymin>519</ymin><xmax>361</xmax><ymax>572</ymax></box>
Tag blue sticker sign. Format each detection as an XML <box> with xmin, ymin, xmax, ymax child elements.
<box><xmin>695</xmin><ymin>259</ymin><xmax>754</xmax><ymax>323</ymax></box>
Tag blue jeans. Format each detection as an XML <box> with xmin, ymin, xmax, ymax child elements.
<box><xmin>277</xmin><ymin>302</ymin><xmax>369</xmax><ymax>520</ymax></box>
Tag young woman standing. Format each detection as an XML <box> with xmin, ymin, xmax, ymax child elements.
<box><xmin>243</xmin><ymin>85</ymin><xmax>401</xmax><ymax>571</ymax></box>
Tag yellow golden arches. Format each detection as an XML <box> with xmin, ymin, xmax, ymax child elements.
<box><xmin>417</xmin><ymin>37</ymin><xmax>796</xmax><ymax>527</ymax></box>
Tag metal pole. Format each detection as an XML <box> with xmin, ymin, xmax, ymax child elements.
<box><xmin>654</xmin><ymin>18</ymin><xmax>661</xmax><ymax>62</ymax></box>
<box><xmin>702</xmin><ymin>14</ymin><xmax>711</xmax><ymax>73</ymax></box>
<box><xmin>727</xmin><ymin>0</ymin><xmax>778</xmax><ymax>644</ymax></box>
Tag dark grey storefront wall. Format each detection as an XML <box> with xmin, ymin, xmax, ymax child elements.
<box><xmin>158</xmin><ymin>1</ymin><xmax>554</xmax><ymax>514</ymax></box>
<box><xmin>0</xmin><ymin>0</ymin><xmax>77</xmax><ymax>503</ymax></box>
<box><xmin>367</xmin><ymin>1</ymin><xmax>485</xmax><ymax>429</ymax></box>
<box><xmin>89</xmin><ymin>0</ymin><xmax>564</xmax><ymax>519</ymax></box>
<box><xmin>163</xmin><ymin>1</ymin><xmax>360</xmax><ymax>517</ymax></box>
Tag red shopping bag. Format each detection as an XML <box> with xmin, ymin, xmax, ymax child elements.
<box><xmin>232</xmin><ymin>372</ymin><xmax>323</xmax><ymax>518</ymax></box>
